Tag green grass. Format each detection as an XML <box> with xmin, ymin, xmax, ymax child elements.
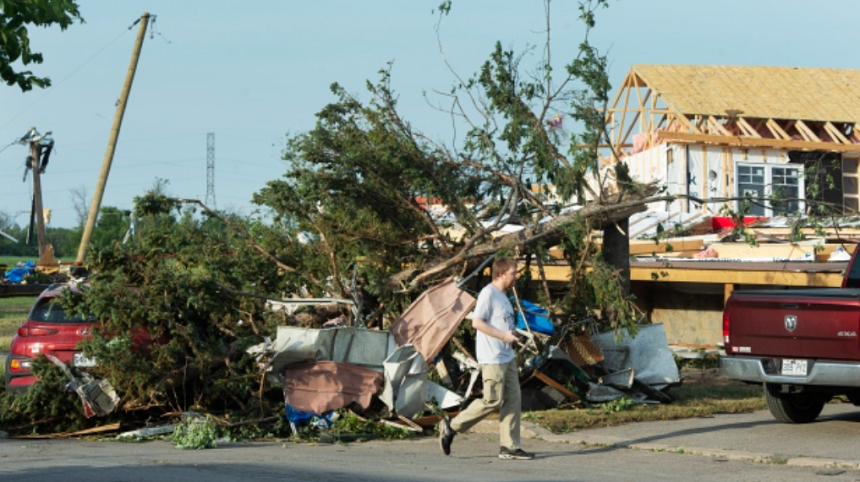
<box><xmin>0</xmin><ymin>296</ymin><xmax>34</xmax><ymax>352</ymax></box>
<box><xmin>0</xmin><ymin>255</ymin><xmax>37</xmax><ymax>267</ymax></box>
<box><xmin>523</xmin><ymin>374</ymin><xmax>767</xmax><ymax>433</ymax></box>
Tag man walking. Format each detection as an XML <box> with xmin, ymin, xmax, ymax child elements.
<box><xmin>439</xmin><ymin>256</ymin><xmax>533</xmax><ymax>460</ymax></box>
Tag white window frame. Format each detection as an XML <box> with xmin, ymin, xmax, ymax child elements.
<box><xmin>735</xmin><ymin>162</ymin><xmax>805</xmax><ymax>217</ymax></box>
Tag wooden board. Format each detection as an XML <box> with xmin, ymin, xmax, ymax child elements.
<box><xmin>531</xmin><ymin>370</ymin><xmax>579</xmax><ymax>400</ymax></box>
<box><xmin>529</xmin><ymin>263</ymin><xmax>844</xmax><ymax>287</ymax></box>
<box><xmin>631</xmin><ymin>64</ymin><xmax>860</xmax><ymax>123</ymax></box>
<box><xmin>710</xmin><ymin>242</ymin><xmax>854</xmax><ymax>261</ymax></box>
<box><xmin>658</xmin><ymin>130</ymin><xmax>860</xmax><ymax>152</ymax></box>
<box><xmin>629</xmin><ymin>238</ymin><xmax>704</xmax><ymax>255</ymax></box>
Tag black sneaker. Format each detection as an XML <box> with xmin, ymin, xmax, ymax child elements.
<box><xmin>438</xmin><ymin>419</ymin><xmax>455</xmax><ymax>456</ymax></box>
<box><xmin>499</xmin><ymin>447</ymin><xmax>534</xmax><ymax>460</ymax></box>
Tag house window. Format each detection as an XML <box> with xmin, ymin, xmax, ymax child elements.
<box><xmin>736</xmin><ymin>163</ymin><xmax>804</xmax><ymax>217</ymax></box>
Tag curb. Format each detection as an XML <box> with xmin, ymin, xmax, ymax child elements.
<box><xmin>468</xmin><ymin>419</ymin><xmax>860</xmax><ymax>470</ymax></box>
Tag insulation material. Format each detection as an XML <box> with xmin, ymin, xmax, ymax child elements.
<box><xmin>391</xmin><ymin>278</ymin><xmax>476</xmax><ymax>362</ymax></box>
<box><xmin>686</xmin><ymin>146</ymin><xmax>729</xmax><ymax>213</ymax></box>
<box><xmin>686</xmin><ymin>146</ymin><xmax>705</xmax><ymax>206</ymax></box>
<box><xmin>665</xmin><ymin>143</ymin><xmax>686</xmax><ymax>197</ymax></box>
<box><xmin>625</xmin><ymin>143</ymin><xmax>688</xmax><ymax>213</ymax></box>
<box><xmin>705</xmin><ymin>147</ymin><xmax>726</xmax><ymax>202</ymax></box>
<box><xmin>282</xmin><ymin>360</ymin><xmax>383</xmax><ymax>414</ymax></box>
<box><xmin>624</xmin><ymin>143</ymin><xmax>667</xmax><ymax>186</ymax></box>
<box><xmin>731</xmin><ymin>147</ymin><xmax>787</xmax><ymax>165</ymax></box>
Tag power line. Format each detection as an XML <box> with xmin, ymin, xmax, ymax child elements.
<box><xmin>0</xmin><ymin>27</ymin><xmax>132</xmax><ymax>132</ymax></box>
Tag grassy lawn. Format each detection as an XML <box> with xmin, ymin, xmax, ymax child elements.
<box><xmin>0</xmin><ymin>255</ymin><xmax>43</xmax><ymax>354</ymax></box>
<box><xmin>524</xmin><ymin>368</ymin><xmax>767</xmax><ymax>433</ymax></box>
<box><xmin>0</xmin><ymin>296</ymin><xmax>34</xmax><ymax>352</ymax></box>
<box><xmin>0</xmin><ymin>255</ymin><xmax>37</xmax><ymax>267</ymax></box>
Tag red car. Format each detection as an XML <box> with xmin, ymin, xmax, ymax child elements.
<box><xmin>5</xmin><ymin>284</ymin><xmax>97</xmax><ymax>392</ymax></box>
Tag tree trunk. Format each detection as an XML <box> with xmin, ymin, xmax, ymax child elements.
<box><xmin>602</xmin><ymin>217</ymin><xmax>630</xmax><ymax>296</ymax></box>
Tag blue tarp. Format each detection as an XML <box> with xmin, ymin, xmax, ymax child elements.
<box><xmin>511</xmin><ymin>298</ymin><xmax>554</xmax><ymax>335</ymax></box>
<box><xmin>4</xmin><ymin>261</ymin><xmax>35</xmax><ymax>283</ymax></box>
<box><xmin>285</xmin><ymin>403</ymin><xmax>336</xmax><ymax>430</ymax></box>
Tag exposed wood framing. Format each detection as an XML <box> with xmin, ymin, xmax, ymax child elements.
<box><xmin>795</xmin><ymin>120</ymin><xmax>821</xmax><ymax>143</ymax></box>
<box><xmin>737</xmin><ymin>117</ymin><xmax>762</xmax><ymax>138</ymax></box>
<box><xmin>766</xmin><ymin>119</ymin><xmax>791</xmax><ymax>140</ymax></box>
<box><xmin>825</xmin><ymin>121</ymin><xmax>850</xmax><ymax>144</ymax></box>
<box><xmin>615</xmin><ymin>77</ymin><xmax>634</xmax><ymax>152</ymax></box>
<box><xmin>677</xmin><ymin>113</ymin><xmax>699</xmax><ymax>134</ymax></box>
<box><xmin>619</xmin><ymin>88</ymin><xmax>652</xmax><ymax>149</ymax></box>
<box><xmin>656</xmin><ymin>131</ymin><xmax>860</xmax><ymax>153</ymax></box>
<box><xmin>707</xmin><ymin>116</ymin><xmax>731</xmax><ymax>136</ymax></box>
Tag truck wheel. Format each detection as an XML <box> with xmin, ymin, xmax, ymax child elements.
<box><xmin>764</xmin><ymin>384</ymin><xmax>825</xmax><ymax>423</ymax></box>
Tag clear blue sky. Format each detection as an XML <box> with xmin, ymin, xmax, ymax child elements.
<box><xmin>0</xmin><ymin>0</ymin><xmax>855</xmax><ymax>229</ymax></box>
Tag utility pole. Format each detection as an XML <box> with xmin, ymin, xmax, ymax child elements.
<box><xmin>206</xmin><ymin>133</ymin><xmax>216</xmax><ymax>208</ymax></box>
<box><xmin>29</xmin><ymin>137</ymin><xmax>48</xmax><ymax>257</ymax></box>
<box><xmin>76</xmin><ymin>12</ymin><xmax>150</xmax><ymax>263</ymax></box>
<box><xmin>19</xmin><ymin>126</ymin><xmax>52</xmax><ymax>257</ymax></box>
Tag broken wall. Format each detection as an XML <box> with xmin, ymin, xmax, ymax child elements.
<box><xmin>636</xmin><ymin>282</ymin><xmax>723</xmax><ymax>346</ymax></box>
<box><xmin>626</xmin><ymin>143</ymin><xmax>815</xmax><ymax>215</ymax></box>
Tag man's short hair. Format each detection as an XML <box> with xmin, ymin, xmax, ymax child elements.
<box><xmin>492</xmin><ymin>256</ymin><xmax>518</xmax><ymax>280</ymax></box>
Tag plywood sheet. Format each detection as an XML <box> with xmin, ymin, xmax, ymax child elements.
<box><xmin>633</xmin><ymin>65</ymin><xmax>860</xmax><ymax>123</ymax></box>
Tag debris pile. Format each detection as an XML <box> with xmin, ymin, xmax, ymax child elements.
<box><xmin>248</xmin><ymin>278</ymin><xmax>680</xmax><ymax>436</ymax></box>
<box><xmin>3</xmin><ymin>278</ymin><xmax>679</xmax><ymax>441</ymax></box>
<box><xmin>0</xmin><ymin>259</ymin><xmax>85</xmax><ymax>293</ymax></box>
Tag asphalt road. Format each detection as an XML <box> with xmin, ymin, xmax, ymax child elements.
<box><xmin>536</xmin><ymin>402</ymin><xmax>860</xmax><ymax>465</ymax></box>
<box><xmin>0</xmin><ymin>433</ymin><xmax>841</xmax><ymax>482</ymax></box>
<box><xmin>3</xmin><ymin>405</ymin><xmax>860</xmax><ymax>482</ymax></box>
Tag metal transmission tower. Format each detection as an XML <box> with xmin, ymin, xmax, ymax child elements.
<box><xmin>206</xmin><ymin>132</ymin><xmax>216</xmax><ymax>208</ymax></box>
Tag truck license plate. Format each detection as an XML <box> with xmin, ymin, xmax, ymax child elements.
<box><xmin>781</xmin><ymin>359</ymin><xmax>807</xmax><ymax>376</ymax></box>
<box><xmin>73</xmin><ymin>353</ymin><xmax>97</xmax><ymax>368</ymax></box>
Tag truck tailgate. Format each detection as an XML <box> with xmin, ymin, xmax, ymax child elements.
<box><xmin>726</xmin><ymin>288</ymin><xmax>860</xmax><ymax>360</ymax></box>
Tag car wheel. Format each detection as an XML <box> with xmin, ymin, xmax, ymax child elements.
<box><xmin>764</xmin><ymin>383</ymin><xmax>825</xmax><ymax>423</ymax></box>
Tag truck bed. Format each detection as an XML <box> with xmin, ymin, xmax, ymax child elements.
<box><xmin>725</xmin><ymin>288</ymin><xmax>860</xmax><ymax>361</ymax></box>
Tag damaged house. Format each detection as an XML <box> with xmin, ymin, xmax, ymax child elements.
<box><xmin>586</xmin><ymin>64</ymin><xmax>860</xmax><ymax>348</ymax></box>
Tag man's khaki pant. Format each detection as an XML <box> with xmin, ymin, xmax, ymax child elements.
<box><xmin>450</xmin><ymin>360</ymin><xmax>521</xmax><ymax>450</ymax></box>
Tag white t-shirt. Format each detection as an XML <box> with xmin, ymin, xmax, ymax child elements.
<box><xmin>473</xmin><ymin>284</ymin><xmax>516</xmax><ymax>365</ymax></box>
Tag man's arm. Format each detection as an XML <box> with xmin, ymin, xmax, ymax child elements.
<box><xmin>472</xmin><ymin>317</ymin><xmax>518</xmax><ymax>344</ymax></box>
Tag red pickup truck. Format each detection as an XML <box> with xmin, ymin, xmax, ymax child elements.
<box><xmin>721</xmin><ymin>247</ymin><xmax>860</xmax><ymax>423</ymax></box>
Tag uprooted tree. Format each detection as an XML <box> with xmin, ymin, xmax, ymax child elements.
<box><xmin>252</xmin><ymin>0</ymin><xmax>655</xmax><ymax>329</ymax></box>
<box><xmin>1</xmin><ymin>0</ymin><xmax>705</xmax><ymax>433</ymax></box>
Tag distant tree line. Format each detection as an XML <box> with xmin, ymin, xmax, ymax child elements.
<box><xmin>0</xmin><ymin>206</ymin><xmax>130</xmax><ymax>261</ymax></box>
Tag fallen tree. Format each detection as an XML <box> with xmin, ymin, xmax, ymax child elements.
<box><xmin>0</xmin><ymin>0</ymin><xmax>669</xmax><ymax>434</ymax></box>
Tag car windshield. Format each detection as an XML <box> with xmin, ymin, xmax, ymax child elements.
<box><xmin>29</xmin><ymin>297</ymin><xmax>95</xmax><ymax>323</ymax></box>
